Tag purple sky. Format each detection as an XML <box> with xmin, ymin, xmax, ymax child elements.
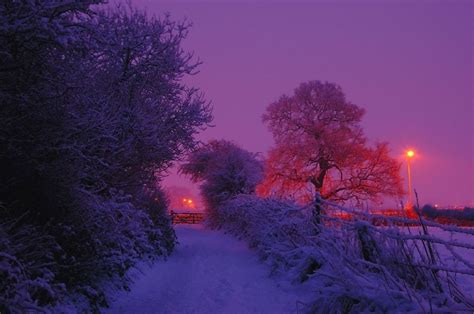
<box><xmin>133</xmin><ymin>1</ymin><xmax>473</xmax><ymax>207</ymax></box>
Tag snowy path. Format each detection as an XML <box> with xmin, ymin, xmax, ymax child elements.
<box><xmin>106</xmin><ymin>225</ymin><xmax>311</xmax><ymax>314</ymax></box>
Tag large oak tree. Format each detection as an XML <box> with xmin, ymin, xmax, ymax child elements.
<box><xmin>259</xmin><ymin>81</ymin><xmax>403</xmax><ymax>204</ymax></box>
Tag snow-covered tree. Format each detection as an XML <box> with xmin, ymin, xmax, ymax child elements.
<box><xmin>180</xmin><ymin>140</ymin><xmax>263</xmax><ymax>226</ymax></box>
<box><xmin>0</xmin><ymin>1</ymin><xmax>211</xmax><ymax>310</ymax></box>
<box><xmin>0</xmin><ymin>2</ymin><xmax>212</xmax><ymax>217</ymax></box>
<box><xmin>60</xmin><ymin>5</ymin><xmax>213</xmax><ymax>197</ymax></box>
<box><xmin>259</xmin><ymin>81</ymin><xmax>403</xmax><ymax>204</ymax></box>
<box><xmin>0</xmin><ymin>0</ymin><xmax>107</xmax><ymax>218</ymax></box>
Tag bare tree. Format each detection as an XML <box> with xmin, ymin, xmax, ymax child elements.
<box><xmin>259</xmin><ymin>81</ymin><xmax>403</xmax><ymax>204</ymax></box>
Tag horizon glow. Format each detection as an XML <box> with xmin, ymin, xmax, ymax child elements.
<box><xmin>132</xmin><ymin>0</ymin><xmax>473</xmax><ymax>207</ymax></box>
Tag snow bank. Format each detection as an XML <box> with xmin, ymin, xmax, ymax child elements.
<box><xmin>216</xmin><ymin>195</ymin><xmax>474</xmax><ymax>313</ymax></box>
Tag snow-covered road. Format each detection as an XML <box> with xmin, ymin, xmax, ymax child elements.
<box><xmin>106</xmin><ymin>225</ymin><xmax>311</xmax><ymax>314</ymax></box>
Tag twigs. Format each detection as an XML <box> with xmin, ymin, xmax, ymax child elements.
<box><xmin>316</xmin><ymin>194</ymin><xmax>474</xmax><ymax>311</ymax></box>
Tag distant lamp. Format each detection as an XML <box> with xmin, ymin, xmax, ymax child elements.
<box><xmin>405</xmin><ymin>149</ymin><xmax>415</xmax><ymax>209</ymax></box>
<box><xmin>182</xmin><ymin>198</ymin><xmax>194</xmax><ymax>208</ymax></box>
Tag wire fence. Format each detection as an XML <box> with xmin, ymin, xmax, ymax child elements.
<box><xmin>311</xmin><ymin>194</ymin><xmax>474</xmax><ymax>309</ymax></box>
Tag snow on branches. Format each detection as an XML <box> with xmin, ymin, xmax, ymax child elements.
<box><xmin>218</xmin><ymin>195</ymin><xmax>474</xmax><ymax>313</ymax></box>
<box><xmin>0</xmin><ymin>1</ymin><xmax>210</xmax><ymax>311</ymax></box>
<box><xmin>180</xmin><ymin>140</ymin><xmax>263</xmax><ymax>226</ymax></box>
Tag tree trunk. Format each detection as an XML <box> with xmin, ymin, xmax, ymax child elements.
<box><xmin>309</xmin><ymin>159</ymin><xmax>329</xmax><ymax>193</ymax></box>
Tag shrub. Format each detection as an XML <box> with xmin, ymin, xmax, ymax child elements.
<box><xmin>181</xmin><ymin>140</ymin><xmax>263</xmax><ymax>227</ymax></box>
<box><xmin>0</xmin><ymin>1</ymin><xmax>209</xmax><ymax>311</ymax></box>
<box><xmin>422</xmin><ymin>205</ymin><xmax>474</xmax><ymax>221</ymax></box>
<box><xmin>218</xmin><ymin>195</ymin><xmax>472</xmax><ymax>313</ymax></box>
<box><xmin>0</xmin><ymin>218</ymin><xmax>65</xmax><ymax>312</ymax></box>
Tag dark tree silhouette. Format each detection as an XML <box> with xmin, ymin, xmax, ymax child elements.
<box><xmin>0</xmin><ymin>2</ymin><xmax>211</xmax><ymax>310</ymax></box>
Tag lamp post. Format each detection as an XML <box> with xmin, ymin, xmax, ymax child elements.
<box><xmin>406</xmin><ymin>150</ymin><xmax>415</xmax><ymax>209</ymax></box>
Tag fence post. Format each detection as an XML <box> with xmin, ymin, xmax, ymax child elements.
<box><xmin>313</xmin><ymin>192</ymin><xmax>322</xmax><ymax>225</ymax></box>
<box><xmin>356</xmin><ymin>223</ymin><xmax>379</xmax><ymax>263</ymax></box>
<box><xmin>310</xmin><ymin>192</ymin><xmax>322</xmax><ymax>235</ymax></box>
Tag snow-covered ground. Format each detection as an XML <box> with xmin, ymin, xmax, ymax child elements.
<box><xmin>410</xmin><ymin>226</ymin><xmax>474</xmax><ymax>299</ymax></box>
<box><xmin>106</xmin><ymin>224</ymin><xmax>474</xmax><ymax>314</ymax></box>
<box><xmin>106</xmin><ymin>225</ymin><xmax>312</xmax><ymax>314</ymax></box>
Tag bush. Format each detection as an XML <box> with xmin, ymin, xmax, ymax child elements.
<box><xmin>0</xmin><ymin>1</ymin><xmax>209</xmax><ymax>311</ymax></box>
<box><xmin>0</xmin><ymin>218</ymin><xmax>65</xmax><ymax>312</ymax></box>
<box><xmin>0</xmin><ymin>189</ymin><xmax>176</xmax><ymax>312</ymax></box>
<box><xmin>180</xmin><ymin>140</ymin><xmax>263</xmax><ymax>227</ymax></box>
<box><xmin>422</xmin><ymin>205</ymin><xmax>474</xmax><ymax>221</ymax></box>
<box><xmin>218</xmin><ymin>195</ymin><xmax>470</xmax><ymax>313</ymax></box>
<box><xmin>135</xmin><ymin>188</ymin><xmax>177</xmax><ymax>256</ymax></box>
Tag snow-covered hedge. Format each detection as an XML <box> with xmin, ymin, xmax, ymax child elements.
<box><xmin>422</xmin><ymin>205</ymin><xmax>474</xmax><ymax>222</ymax></box>
<box><xmin>217</xmin><ymin>195</ymin><xmax>473</xmax><ymax>313</ymax></box>
<box><xmin>0</xmin><ymin>190</ymin><xmax>176</xmax><ymax>312</ymax></box>
<box><xmin>0</xmin><ymin>219</ymin><xmax>65</xmax><ymax>313</ymax></box>
<box><xmin>1</xmin><ymin>0</ymin><xmax>209</xmax><ymax>312</ymax></box>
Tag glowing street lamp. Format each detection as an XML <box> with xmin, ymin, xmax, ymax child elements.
<box><xmin>182</xmin><ymin>198</ymin><xmax>195</xmax><ymax>208</ymax></box>
<box><xmin>406</xmin><ymin>150</ymin><xmax>415</xmax><ymax>209</ymax></box>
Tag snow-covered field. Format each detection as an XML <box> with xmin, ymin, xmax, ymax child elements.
<box><xmin>106</xmin><ymin>225</ymin><xmax>313</xmax><ymax>314</ymax></box>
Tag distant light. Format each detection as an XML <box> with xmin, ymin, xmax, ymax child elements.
<box><xmin>187</xmin><ymin>199</ymin><xmax>193</xmax><ymax>204</ymax></box>
<box><xmin>406</xmin><ymin>150</ymin><xmax>415</xmax><ymax>158</ymax></box>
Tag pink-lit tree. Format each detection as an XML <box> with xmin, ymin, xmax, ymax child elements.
<box><xmin>259</xmin><ymin>81</ymin><xmax>403</xmax><ymax>204</ymax></box>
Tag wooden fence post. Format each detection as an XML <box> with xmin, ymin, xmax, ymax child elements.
<box><xmin>310</xmin><ymin>192</ymin><xmax>322</xmax><ymax>235</ymax></box>
<box><xmin>313</xmin><ymin>192</ymin><xmax>322</xmax><ymax>225</ymax></box>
